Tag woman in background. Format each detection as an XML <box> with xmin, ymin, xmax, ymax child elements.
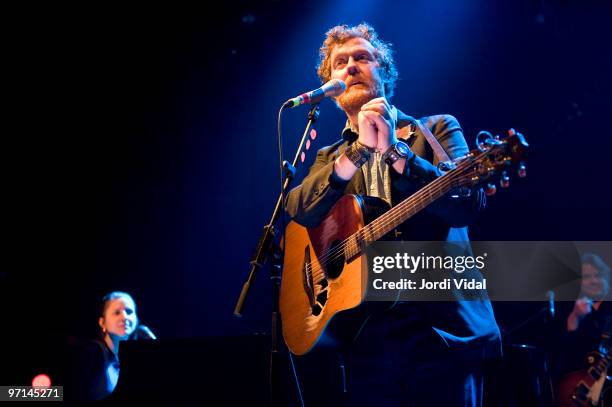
<box><xmin>95</xmin><ymin>291</ymin><xmax>139</xmax><ymax>398</ymax></box>
<box><xmin>70</xmin><ymin>291</ymin><xmax>141</xmax><ymax>402</ymax></box>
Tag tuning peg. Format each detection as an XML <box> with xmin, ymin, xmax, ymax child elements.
<box><xmin>500</xmin><ymin>172</ymin><xmax>510</xmax><ymax>188</ymax></box>
<box><xmin>485</xmin><ymin>183</ymin><xmax>497</xmax><ymax>196</ymax></box>
<box><xmin>518</xmin><ymin>162</ymin><xmax>527</xmax><ymax>178</ymax></box>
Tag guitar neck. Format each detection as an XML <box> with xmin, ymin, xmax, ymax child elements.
<box><xmin>344</xmin><ymin>166</ymin><xmax>463</xmax><ymax>261</ymax></box>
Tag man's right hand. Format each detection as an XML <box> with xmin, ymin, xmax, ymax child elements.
<box><xmin>573</xmin><ymin>297</ymin><xmax>593</xmax><ymax>318</ymax></box>
<box><xmin>357</xmin><ymin>110</ymin><xmax>378</xmax><ymax>150</ymax></box>
<box><xmin>566</xmin><ymin>297</ymin><xmax>593</xmax><ymax>331</ymax></box>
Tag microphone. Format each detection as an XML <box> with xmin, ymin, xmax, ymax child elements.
<box><xmin>135</xmin><ymin>324</ymin><xmax>157</xmax><ymax>340</ymax></box>
<box><xmin>283</xmin><ymin>79</ymin><xmax>347</xmax><ymax>109</ymax></box>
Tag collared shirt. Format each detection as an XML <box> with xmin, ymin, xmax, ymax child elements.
<box><xmin>341</xmin><ymin>120</ymin><xmax>412</xmax><ymax>206</ymax></box>
<box><xmin>363</xmin><ymin>150</ymin><xmax>392</xmax><ymax>205</ymax></box>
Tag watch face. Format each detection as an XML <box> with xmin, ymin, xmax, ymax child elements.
<box><xmin>396</xmin><ymin>141</ymin><xmax>409</xmax><ymax>156</ymax></box>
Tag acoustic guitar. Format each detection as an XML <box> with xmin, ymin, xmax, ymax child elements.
<box><xmin>280</xmin><ymin>129</ymin><xmax>529</xmax><ymax>355</ymax></box>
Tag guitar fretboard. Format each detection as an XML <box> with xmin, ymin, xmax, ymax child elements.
<box><xmin>343</xmin><ymin>159</ymin><xmax>470</xmax><ymax>261</ymax></box>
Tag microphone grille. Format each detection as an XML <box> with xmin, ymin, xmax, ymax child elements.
<box><xmin>323</xmin><ymin>79</ymin><xmax>347</xmax><ymax>96</ymax></box>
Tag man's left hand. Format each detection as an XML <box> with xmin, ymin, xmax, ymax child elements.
<box><xmin>359</xmin><ymin>97</ymin><xmax>398</xmax><ymax>153</ymax></box>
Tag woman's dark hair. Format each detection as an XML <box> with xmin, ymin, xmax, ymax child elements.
<box><xmin>100</xmin><ymin>291</ymin><xmax>135</xmax><ymax>316</ymax></box>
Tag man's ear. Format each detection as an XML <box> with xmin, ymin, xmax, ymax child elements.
<box><xmin>98</xmin><ymin>317</ymin><xmax>105</xmax><ymax>330</ymax></box>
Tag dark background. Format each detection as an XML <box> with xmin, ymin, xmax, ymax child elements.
<box><xmin>4</xmin><ymin>0</ymin><xmax>612</xmax><ymax>394</ymax></box>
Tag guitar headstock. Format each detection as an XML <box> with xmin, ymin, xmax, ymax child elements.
<box><xmin>453</xmin><ymin>128</ymin><xmax>529</xmax><ymax>195</ymax></box>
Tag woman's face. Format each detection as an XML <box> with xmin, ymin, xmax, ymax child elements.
<box><xmin>99</xmin><ymin>296</ymin><xmax>137</xmax><ymax>339</ymax></box>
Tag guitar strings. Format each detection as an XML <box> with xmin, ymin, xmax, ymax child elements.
<box><xmin>305</xmin><ymin>157</ymin><xmax>470</xmax><ymax>277</ymax></box>
<box><xmin>304</xmin><ymin>171</ymin><xmax>461</xmax><ymax>283</ymax></box>
<box><xmin>306</xmin><ymin>173</ymin><xmax>463</xmax><ymax>281</ymax></box>
<box><xmin>305</xmin><ymin>167</ymin><xmax>476</xmax><ymax>282</ymax></box>
<box><xmin>313</xmin><ymin>150</ymin><xmax>484</xmax><ymax>266</ymax></box>
<box><xmin>304</xmin><ymin>150</ymin><xmax>493</xmax><ymax>281</ymax></box>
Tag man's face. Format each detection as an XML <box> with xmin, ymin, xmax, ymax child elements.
<box><xmin>581</xmin><ymin>263</ymin><xmax>609</xmax><ymax>300</ymax></box>
<box><xmin>329</xmin><ymin>37</ymin><xmax>385</xmax><ymax>113</ymax></box>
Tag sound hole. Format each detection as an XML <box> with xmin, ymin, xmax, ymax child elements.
<box><xmin>325</xmin><ymin>240</ymin><xmax>345</xmax><ymax>279</ymax></box>
<box><xmin>316</xmin><ymin>291</ymin><xmax>328</xmax><ymax>306</ymax></box>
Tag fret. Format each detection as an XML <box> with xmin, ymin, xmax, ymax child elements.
<box><xmin>363</xmin><ymin>224</ymin><xmax>371</xmax><ymax>244</ymax></box>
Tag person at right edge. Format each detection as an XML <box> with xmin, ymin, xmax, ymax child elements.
<box><xmin>285</xmin><ymin>23</ymin><xmax>501</xmax><ymax>406</ymax></box>
<box><xmin>554</xmin><ymin>253</ymin><xmax>611</xmax><ymax>406</ymax></box>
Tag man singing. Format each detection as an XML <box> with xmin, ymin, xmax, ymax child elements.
<box><xmin>285</xmin><ymin>23</ymin><xmax>501</xmax><ymax>406</ymax></box>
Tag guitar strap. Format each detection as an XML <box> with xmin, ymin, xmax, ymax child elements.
<box><xmin>412</xmin><ymin>118</ymin><xmax>470</xmax><ymax>243</ymax></box>
<box><xmin>415</xmin><ymin>119</ymin><xmax>451</xmax><ymax>163</ymax></box>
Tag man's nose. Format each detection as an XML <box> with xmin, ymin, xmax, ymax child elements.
<box><xmin>346</xmin><ymin>57</ymin><xmax>359</xmax><ymax>75</ymax></box>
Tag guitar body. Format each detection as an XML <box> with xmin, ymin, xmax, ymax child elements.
<box><xmin>556</xmin><ymin>351</ymin><xmax>611</xmax><ymax>407</ymax></box>
<box><xmin>557</xmin><ymin>371</ymin><xmax>608</xmax><ymax>407</ymax></box>
<box><xmin>280</xmin><ymin>194</ymin><xmax>390</xmax><ymax>355</ymax></box>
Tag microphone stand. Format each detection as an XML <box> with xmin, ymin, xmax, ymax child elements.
<box><xmin>502</xmin><ymin>297</ymin><xmax>556</xmax><ymax>406</ymax></box>
<box><xmin>234</xmin><ymin>104</ymin><xmax>320</xmax><ymax>406</ymax></box>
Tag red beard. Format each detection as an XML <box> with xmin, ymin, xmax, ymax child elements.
<box><xmin>336</xmin><ymin>81</ymin><xmax>384</xmax><ymax>113</ymax></box>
